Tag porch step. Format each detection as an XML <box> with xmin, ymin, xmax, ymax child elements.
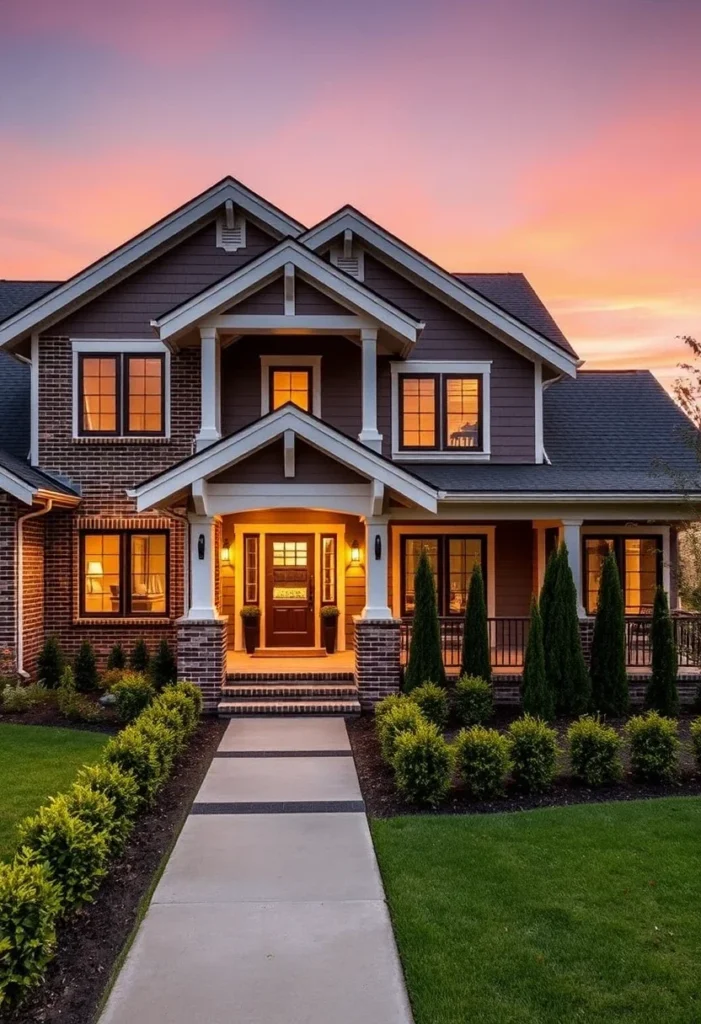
<box><xmin>222</xmin><ymin>682</ymin><xmax>358</xmax><ymax>699</ymax></box>
<box><xmin>218</xmin><ymin>676</ymin><xmax>360</xmax><ymax>717</ymax></box>
<box><xmin>227</xmin><ymin>671</ymin><xmax>355</xmax><ymax>682</ymax></box>
<box><xmin>251</xmin><ymin>647</ymin><xmax>328</xmax><ymax>658</ymax></box>
<box><xmin>217</xmin><ymin>698</ymin><xmax>361</xmax><ymax>716</ymax></box>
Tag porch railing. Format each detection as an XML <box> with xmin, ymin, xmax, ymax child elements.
<box><xmin>399</xmin><ymin>613</ymin><xmax>701</xmax><ymax>672</ymax></box>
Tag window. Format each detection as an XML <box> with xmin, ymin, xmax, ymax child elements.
<box><xmin>321</xmin><ymin>535</ymin><xmax>337</xmax><ymax>604</ymax></box>
<box><xmin>401</xmin><ymin>535</ymin><xmax>485</xmax><ymax>616</ymax></box>
<box><xmin>78</xmin><ymin>353</ymin><xmax>165</xmax><ymax>437</ymax></box>
<box><xmin>81</xmin><ymin>531</ymin><xmax>168</xmax><ymax>617</ymax></box>
<box><xmin>243</xmin><ymin>535</ymin><xmax>259</xmax><ymax>605</ymax></box>
<box><xmin>270</xmin><ymin>368</ymin><xmax>311</xmax><ymax>412</ymax></box>
<box><xmin>396</xmin><ymin>368</ymin><xmax>485</xmax><ymax>453</ymax></box>
<box><xmin>272</xmin><ymin>540</ymin><xmax>308</xmax><ymax>566</ymax></box>
<box><xmin>583</xmin><ymin>536</ymin><xmax>662</xmax><ymax>615</ymax></box>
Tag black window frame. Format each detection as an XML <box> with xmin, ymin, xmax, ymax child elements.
<box><xmin>582</xmin><ymin>534</ymin><xmax>663</xmax><ymax>616</ymax></box>
<box><xmin>442</xmin><ymin>374</ymin><xmax>483</xmax><ymax>451</ymax></box>
<box><xmin>269</xmin><ymin>366</ymin><xmax>313</xmax><ymax>414</ymax></box>
<box><xmin>399</xmin><ymin>372</ymin><xmax>485</xmax><ymax>453</ymax></box>
<box><xmin>398</xmin><ymin>373</ymin><xmax>440</xmax><ymax>451</ymax></box>
<box><xmin>400</xmin><ymin>534</ymin><xmax>488</xmax><ymax>617</ymax></box>
<box><xmin>80</xmin><ymin>529</ymin><xmax>170</xmax><ymax>618</ymax></box>
<box><xmin>78</xmin><ymin>352</ymin><xmax>166</xmax><ymax>438</ymax></box>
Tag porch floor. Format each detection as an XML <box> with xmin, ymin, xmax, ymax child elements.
<box><xmin>227</xmin><ymin>650</ymin><xmax>355</xmax><ymax>677</ymax></box>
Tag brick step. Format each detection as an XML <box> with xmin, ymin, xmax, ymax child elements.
<box><xmin>227</xmin><ymin>672</ymin><xmax>355</xmax><ymax>682</ymax></box>
<box><xmin>217</xmin><ymin>699</ymin><xmax>361</xmax><ymax>716</ymax></box>
<box><xmin>222</xmin><ymin>683</ymin><xmax>358</xmax><ymax>699</ymax></box>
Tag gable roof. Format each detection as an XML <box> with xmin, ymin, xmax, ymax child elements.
<box><xmin>299</xmin><ymin>206</ymin><xmax>579</xmax><ymax>375</ymax></box>
<box><xmin>0</xmin><ymin>280</ymin><xmax>62</xmax><ymax>324</ymax></box>
<box><xmin>0</xmin><ymin>178</ymin><xmax>304</xmax><ymax>350</ymax></box>
<box><xmin>454</xmin><ymin>273</ymin><xmax>572</xmax><ymax>354</ymax></box>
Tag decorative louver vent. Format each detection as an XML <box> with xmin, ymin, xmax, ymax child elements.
<box><xmin>216</xmin><ymin>203</ymin><xmax>247</xmax><ymax>252</ymax></box>
<box><xmin>330</xmin><ymin>247</ymin><xmax>365</xmax><ymax>281</ymax></box>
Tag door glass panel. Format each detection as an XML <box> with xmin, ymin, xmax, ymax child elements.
<box><xmin>244</xmin><ymin>535</ymin><xmax>259</xmax><ymax>604</ymax></box>
<box><xmin>625</xmin><ymin>538</ymin><xmax>659</xmax><ymax>614</ymax></box>
<box><xmin>584</xmin><ymin>538</ymin><xmax>614</xmax><ymax>614</ymax></box>
<box><xmin>273</xmin><ymin>586</ymin><xmax>307</xmax><ymax>600</ymax></box>
<box><xmin>447</xmin><ymin>538</ymin><xmax>482</xmax><ymax>614</ymax></box>
<box><xmin>272</xmin><ymin>541</ymin><xmax>308</xmax><ymax>566</ymax></box>
<box><xmin>404</xmin><ymin>539</ymin><xmax>438</xmax><ymax>613</ymax></box>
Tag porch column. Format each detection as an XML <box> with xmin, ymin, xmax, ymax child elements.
<box><xmin>358</xmin><ymin>327</ymin><xmax>383</xmax><ymax>452</ymax></box>
<box><xmin>187</xmin><ymin>514</ymin><xmax>219</xmax><ymax>619</ymax></box>
<box><xmin>361</xmin><ymin>516</ymin><xmax>392</xmax><ymax>619</ymax></box>
<box><xmin>195</xmin><ymin>326</ymin><xmax>221</xmax><ymax>451</ymax></box>
<box><xmin>561</xmin><ymin>518</ymin><xmax>585</xmax><ymax>617</ymax></box>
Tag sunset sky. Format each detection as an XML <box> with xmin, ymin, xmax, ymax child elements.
<box><xmin>0</xmin><ymin>0</ymin><xmax>699</xmax><ymax>388</ymax></box>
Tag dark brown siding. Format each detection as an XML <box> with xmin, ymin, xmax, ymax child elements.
<box><xmin>365</xmin><ymin>255</ymin><xmax>536</xmax><ymax>463</ymax></box>
<box><xmin>226</xmin><ymin>277</ymin><xmax>284</xmax><ymax>315</ymax></box>
<box><xmin>49</xmin><ymin>220</ymin><xmax>277</xmax><ymax>338</ymax></box>
<box><xmin>211</xmin><ymin>438</ymin><xmax>367</xmax><ymax>485</ymax></box>
<box><xmin>220</xmin><ymin>336</ymin><xmax>361</xmax><ymax>439</ymax></box>
<box><xmin>495</xmin><ymin>522</ymin><xmax>534</xmax><ymax>615</ymax></box>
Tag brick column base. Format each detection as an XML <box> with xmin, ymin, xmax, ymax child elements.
<box><xmin>177</xmin><ymin>617</ymin><xmax>228</xmax><ymax>713</ymax></box>
<box><xmin>354</xmin><ymin>616</ymin><xmax>402</xmax><ymax>710</ymax></box>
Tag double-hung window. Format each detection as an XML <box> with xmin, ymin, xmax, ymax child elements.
<box><xmin>393</xmin><ymin>363</ymin><xmax>489</xmax><ymax>458</ymax></box>
<box><xmin>78</xmin><ymin>353</ymin><xmax>165</xmax><ymax>436</ymax></box>
<box><xmin>583</xmin><ymin>536</ymin><xmax>662</xmax><ymax>615</ymax></box>
<box><xmin>81</xmin><ymin>530</ymin><xmax>169</xmax><ymax>617</ymax></box>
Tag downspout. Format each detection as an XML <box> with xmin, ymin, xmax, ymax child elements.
<box><xmin>16</xmin><ymin>498</ymin><xmax>53</xmax><ymax>678</ymax></box>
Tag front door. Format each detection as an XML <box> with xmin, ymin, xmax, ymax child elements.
<box><xmin>265</xmin><ymin>535</ymin><xmax>315</xmax><ymax>647</ymax></box>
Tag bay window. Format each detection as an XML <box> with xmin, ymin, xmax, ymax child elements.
<box><xmin>583</xmin><ymin>535</ymin><xmax>662</xmax><ymax>615</ymax></box>
<box><xmin>81</xmin><ymin>530</ymin><xmax>168</xmax><ymax>617</ymax></box>
<box><xmin>401</xmin><ymin>535</ymin><xmax>486</xmax><ymax>616</ymax></box>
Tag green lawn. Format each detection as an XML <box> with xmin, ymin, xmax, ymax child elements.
<box><xmin>372</xmin><ymin>799</ymin><xmax>701</xmax><ymax>1024</ymax></box>
<box><xmin>0</xmin><ymin>723</ymin><xmax>109</xmax><ymax>860</ymax></box>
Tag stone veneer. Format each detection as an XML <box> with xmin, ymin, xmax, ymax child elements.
<box><xmin>353</xmin><ymin>617</ymin><xmax>402</xmax><ymax>710</ymax></box>
<box><xmin>177</xmin><ymin>617</ymin><xmax>228</xmax><ymax>712</ymax></box>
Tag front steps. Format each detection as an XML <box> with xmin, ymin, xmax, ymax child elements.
<box><xmin>218</xmin><ymin>677</ymin><xmax>361</xmax><ymax>716</ymax></box>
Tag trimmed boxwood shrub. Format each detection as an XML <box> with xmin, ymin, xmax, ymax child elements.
<box><xmin>140</xmin><ymin>703</ymin><xmax>187</xmax><ymax>756</ymax></box>
<box><xmin>454</xmin><ymin>726</ymin><xmax>512</xmax><ymax>799</ymax></box>
<box><xmin>172</xmin><ymin>681</ymin><xmax>203</xmax><ymax>719</ymax></box>
<box><xmin>111</xmin><ymin>673</ymin><xmax>155</xmax><ymax>723</ymax></box>
<box><xmin>0</xmin><ymin>860</ymin><xmax>61</xmax><ymax>1010</ymax></box>
<box><xmin>374</xmin><ymin>693</ymin><xmax>414</xmax><ymax>726</ymax></box>
<box><xmin>625</xmin><ymin>711</ymin><xmax>680</xmax><ymax>783</ymax></box>
<box><xmin>410</xmin><ymin>682</ymin><xmax>450</xmax><ymax>729</ymax></box>
<box><xmin>392</xmin><ymin>722</ymin><xmax>453</xmax><ymax>807</ymax></box>
<box><xmin>156</xmin><ymin>684</ymin><xmax>201</xmax><ymax>735</ymax></box>
<box><xmin>104</xmin><ymin>724</ymin><xmax>164</xmax><ymax>804</ymax></box>
<box><xmin>454</xmin><ymin>675</ymin><xmax>493</xmax><ymax>726</ymax></box>
<box><xmin>507</xmin><ymin>715</ymin><xmax>559</xmax><ymax>793</ymax></box>
<box><xmin>567</xmin><ymin>716</ymin><xmax>623</xmax><ymax>787</ymax></box>
<box><xmin>690</xmin><ymin>716</ymin><xmax>701</xmax><ymax>770</ymax></box>
<box><xmin>18</xmin><ymin>798</ymin><xmax>109</xmax><ymax>909</ymax></box>
<box><xmin>133</xmin><ymin>718</ymin><xmax>178</xmax><ymax>777</ymax></box>
<box><xmin>378</xmin><ymin>701</ymin><xmax>426</xmax><ymax>764</ymax></box>
<box><xmin>63</xmin><ymin>784</ymin><xmax>116</xmax><ymax>845</ymax></box>
<box><xmin>76</xmin><ymin>763</ymin><xmax>140</xmax><ymax>851</ymax></box>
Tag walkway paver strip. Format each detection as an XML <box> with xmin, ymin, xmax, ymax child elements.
<box><xmin>99</xmin><ymin>717</ymin><xmax>413</xmax><ymax>1024</ymax></box>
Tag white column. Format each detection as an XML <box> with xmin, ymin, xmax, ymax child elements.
<box><xmin>358</xmin><ymin>327</ymin><xmax>383</xmax><ymax>452</ymax></box>
<box><xmin>195</xmin><ymin>326</ymin><xmax>221</xmax><ymax>451</ymax></box>
<box><xmin>561</xmin><ymin>518</ymin><xmax>585</xmax><ymax>617</ymax></box>
<box><xmin>361</xmin><ymin>516</ymin><xmax>392</xmax><ymax>619</ymax></box>
<box><xmin>187</xmin><ymin>514</ymin><xmax>219</xmax><ymax>620</ymax></box>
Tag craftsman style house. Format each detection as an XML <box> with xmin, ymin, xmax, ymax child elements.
<box><xmin>1</xmin><ymin>177</ymin><xmax>699</xmax><ymax>712</ymax></box>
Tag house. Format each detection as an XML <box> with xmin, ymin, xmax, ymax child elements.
<box><xmin>0</xmin><ymin>176</ymin><xmax>699</xmax><ymax>713</ymax></box>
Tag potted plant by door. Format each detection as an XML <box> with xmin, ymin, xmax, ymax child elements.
<box><xmin>320</xmin><ymin>605</ymin><xmax>340</xmax><ymax>654</ymax></box>
<box><xmin>240</xmin><ymin>606</ymin><xmax>261</xmax><ymax>654</ymax></box>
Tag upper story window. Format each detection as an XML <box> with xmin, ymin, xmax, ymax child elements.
<box><xmin>271</xmin><ymin>368</ymin><xmax>311</xmax><ymax>412</ymax></box>
<box><xmin>77</xmin><ymin>350</ymin><xmax>166</xmax><ymax>437</ymax></box>
<box><xmin>392</xmin><ymin>361</ymin><xmax>490</xmax><ymax>460</ymax></box>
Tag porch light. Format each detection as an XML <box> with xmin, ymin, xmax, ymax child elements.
<box><xmin>221</xmin><ymin>539</ymin><xmax>231</xmax><ymax>563</ymax></box>
<box><xmin>350</xmin><ymin>540</ymin><xmax>361</xmax><ymax>565</ymax></box>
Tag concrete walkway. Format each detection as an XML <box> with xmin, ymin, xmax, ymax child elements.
<box><xmin>100</xmin><ymin>718</ymin><xmax>413</xmax><ymax>1024</ymax></box>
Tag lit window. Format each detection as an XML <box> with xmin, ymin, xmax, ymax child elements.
<box><xmin>401</xmin><ymin>376</ymin><xmax>436</xmax><ymax>448</ymax></box>
<box><xmin>78</xmin><ymin>353</ymin><xmax>165</xmax><ymax>436</ymax></box>
<box><xmin>322</xmin><ymin>536</ymin><xmax>337</xmax><ymax>604</ymax></box>
<box><xmin>244</xmin><ymin>535</ymin><xmax>259</xmax><ymax>604</ymax></box>
<box><xmin>127</xmin><ymin>357</ymin><xmax>164</xmax><ymax>434</ymax></box>
<box><xmin>402</xmin><ymin>535</ymin><xmax>485</xmax><ymax>616</ymax></box>
<box><xmin>83</xmin><ymin>533</ymin><xmax>121</xmax><ymax>614</ymax></box>
<box><xmin>130</xmin><ymin>534</ymin><xmax>167</xmax><ymax>614</ymax></box>
<box><xmin>81</xmin><ymin>531</ymin><xmax>168</xmax><ymax>617</ymax></box>
<box><xmin>399</xmin><ymin>373</ymin><xmax>483</xmax><ymax>451</ymax></box>
<box><xmin>584</xmin><ymin>536</ymin><xmax>661</xmax><ymax>615</ymax></box>
<box><xmin>81</xmin><ymin>357</ymin><xmax>118</xmax><ymax>434</ymax></box>
<box><xmin>271</xmin><ymin>368</ymin><xmax>311</xmax><ymax>412</ymax></box>
<box><xmin>445</xmin><ymin>377</ymin><xmax>480</xmax><ymax>448</ymax></box>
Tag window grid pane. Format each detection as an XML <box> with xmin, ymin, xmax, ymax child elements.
<box><xmin>322</xmin><ymin>536</ymin><xmax>336</xmax><ymax>604</ymax></box>
<box><xmin>244</xmin><ymin>536</ymin><xmax>259</xmax><ymax>604</ymax></box>
<box><xmin>404</xmin><ymin>539</ymin><xmax>439</xmax><ymax>613</ymax></box>
<box><xmin>82</xmin><ymin>357</ymin><xmax>117</xmax><ymax>433</ymax></box>
<box><xmin>401</xmin><ymin>377</ymin><xmax>436</xmax><ymax>448</ymax></box>
<box><xmin>272</xmin><ymin>541</ymin><xmax>307</xmax><ymax>566</ymax></box>
<box><xmin>625</xmin><ymin>538</ymin><xmax>658</xmax><ymax>614</ymax></box>
<box><xmin>447</xmin><ymin>538</ymin><xmax>482</xmax><ymax>614</ymax></box>
<box><xmin>445</xmin><ymin>377</ymin><xmax>480</xmax><ymax>448</ymax></box>
<box><xmin>128</xmin><ymin>357</ymin><xmax>163</xmax><ymax>433</ymax></box>
<box><xmin>83</xmin><ymin>533</ymin><xmax>121</xmax><ymax>614</ymax></box>
<box><xmin>130</xmin><ymin>534</ymin><xmax>167</xmax><ymax>614</ymax></box>
<box><xmin>272</xmin><ymin>369</ymin><xmax>310</xmax><ymax>411</ymax></box>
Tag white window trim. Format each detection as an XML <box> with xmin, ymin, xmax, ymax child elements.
<box><xmin>71</xmin><ymin>339</ymin><xmax>171</xmax><ymax>440</ymax></box>
<box><xmin>581</xmin><ymin>525</ymin><xmax>671</xmax><ymax>608</ymax></box>
<box><xmin>390</xmin><ymin>360</ymin><xmax>491</xmax><ymax>462</ymax></box>
<box><xmin>260</xmin><ymin>355</ymin><xmax>322</xmax><ymax>417</ymax></box>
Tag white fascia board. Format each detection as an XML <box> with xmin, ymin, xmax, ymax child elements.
<box><xmin>301</xmin><ymin>210</ymin><xmax>577</xmax><ymax>377</ymax></box>
<box><xmin>153</xmin><ymin>239</ymin><xmax>422</xmax><ymax>346</ymax></box>
<box><xmin>0</xmin><ymin>467</ymin><xmax>35</xmax><ymax>505</ymax></box>
<box><xmin>130</xmin><ymin>406</ymin><xmax>438</xmax><ymax>513</ymax></box>
<box><xmin>0</xmin><ymin>178</ymin><xmax>304</xmax><ymax>350</ymax></box>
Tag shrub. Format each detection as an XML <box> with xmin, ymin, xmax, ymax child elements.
<box><xmin>155</xmin><ymin>686</ymin><xmax>199</xmax><ymax>735</ymax></box>
<box><xmin>18</xmin><ymin>797</ymin><xmax>109</xmax><ymax>909</ymax></box>
<box><xmin>56</xmin><ymin>665</ymin><xmax>102</xmax><ymax>723</ymax></box>
<box><xmin>691</xmin><ymin>716</ymin><xmax>701</xmax><ymax>770</ymax></box>
<box><xmin>63</xmin><ymin>784</ymin><xmax>116</xmax><ymax>848</ymax></box>
<box><xmin>454</xmin><ymin>726</ymin><xmax>512</xmax><ymax>799</ymax></box>
<box><xmin>522</xmin><ymin>597</ymin><xmax>554</xmax><ymax>720</ymax></box>
<box><xmin>461</xmin><ymin>564</ymin><xmax>491</xmax><ymax>683</ymax></box>
<box><xmin>374</xmin><ymin>693</ymin><xmax>414</xmax><ymax>727</ymax></box>
<box><xmin>646</xmin><ymin>587</ymin><xmax>679</xmax><ymax>716</ymax></box>
<box><xmin>567</xmin><ymin>716</ymin><xmax>623</xmax><ymax>787</ymax></box>
<box><xmin>140</xmin><ymin>702</ymin><xmax>187</xmax><ymax>756</ymax></box>
<box><xmin>149</xmin><ymin>639</ymin><xmax>177</xmax><ymax>692</ymax></box>
<box><xmin>76</xmin><ymin>763</ymin><xmax>140</xmax><ymax>851</ymax></box>
<box><xmin>129</xmin><ymin>639</ymin><xmax>150</xmax><ymax>673</ymax></box>
<box><xmin>392</xmin><ymin>722</ymin><xmax>453</xmax><ymax>807</ymax></box>
<box><xmin>378</xmin><ymin>701</ymin><xmax>426</xmax><ymax>764</ymax></box>
<box><xmin>404</xmin><ymin>547</ymin><xmax>445</xmax><ymax>690</ymax></box>
<box><xmin>74</xmin><ymin>640</ymin><xmax>98</xmax><ymax>692</ymax></box>
<box><xmin>507</xmin><ymin>715</ymin><xmax>559</xmax><ymax>793</ymax></box>
<box><xmin>172</xmin><ymin>681</ymin><xmax>203</xmax><ymax>719</ymax></box>
<box><xmin>104</xmin><ymin>725</ymin><xmax>164</xmax><ymax>803</ymax></box>
<box><xmin>454</xmin><ymin>675</ymin><xmax>493</xmax><ymax>726</ymax></box>
<box><xmin>589</xmin><ymin>551</ymin><xmax>629</xmax><ymax>716</ymax></box>
<box><xmin>106</xmin><ymin>643</ymin><xmax>126</xmax><ymax>670</ymax></box>
<box><xmin>542</xmin><ymin>545</ymin><xmax>590</xmax><ymax>716</ymax></box>
<box><xmin>111</xmin><ymin>673</ymin><xmax>154</xmax><ymax>723</ymax></box>
<box><xmin>625</xmin><ymin>711</ymin><xmax>680</xmax><ymax>783</ymax></box>
<box><xmin>135</xmin><ymin>718</ymin><xmax>177</xmax><ymax>776</ymax></box>
<box><xmin>37</xmin><ymin>634</ymin><xmax>64</xmax><ymax>690</ymax></box>
<box><xmin>100</xmin><ymin>668</ymin><xmax>127</xmax><ymax>690</ymax></box>
<box><xmin>1</xmin><ymin>684</ymin><xmax>32</xmax><ymax>713</ymax></box>
<box><xmin>410</xmin><ymin>682</ymin><xmax>450</xmax><ymax>729</ymax></box>
<box><xmin>0</xmin><ymin>860</ymin><xmax>61</xmax><ymax>1010</ymax></box>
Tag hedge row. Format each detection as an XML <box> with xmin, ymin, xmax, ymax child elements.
<box><xmin>376</xmin><ymin>691</ymin><xmax>701</xmax><ymax>807</ymax></box>
<box><xmin>0</xmin><ymin>681</ymin><xmax>202</xmax><ymax>1010</ymax></box>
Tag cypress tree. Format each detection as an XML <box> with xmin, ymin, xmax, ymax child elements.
<box><xmin>404</xmin><ymin>547</ymin><xmax>445</xmax><ymax>690</ymax></box>
<box><xmin>646</xmin><ymin>586</ymin><xmax>679</xmax><ymax>715</ymax></box>
<box><xmin>129</xmin><ymin>639</ymin><xmax>150</xmax><ymax>673</ymax></box>
<box><xmin>539</xmin><ymin>546</ymin><xmax>561</xmax><ymax>657</ymax></box>
<box><xmin>74</xmin><ymin>639</ymin><xmax>98</xmax><ymax>692</ymax></box>
<box><xmin>37</xmin><ymin>634</ymin><xmax>64</xmax><ymax>690</ymax></box>
<box><xmin>461</xmin><ymin>563</ymin><xmax>491</xmax><ymax>682</ymax></box>
<box><xmin>150</xmin><ymin>638</ymin><xmax>178</xmax><ymax>691</ymax></box>
<box><xmin>522</xmin><ymin>596</ymin><xmax>554</xmax><ymax>719</ymax></box>
<box><xmin>543</xmin><ymin>544</ymin><xmax>590</xmax><ymax>716</ymax></box>
<box><xmin>590</xmin><ymin>551</ymin><xmax>629</xmax><ymax>716</ymax></box>
<box><xmin>106</xmin><ymin>643</ymin><xmax>126</xmax><ymax>670</ymax></box>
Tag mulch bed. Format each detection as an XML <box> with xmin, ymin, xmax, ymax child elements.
<box><xmin>2</xmin><ymin>717</ymin><xmax>226</xmax><ymax>1024</ymax></box>
<box><xmin>347</xmin><ymin>713</ymin><xmax>701</xmax><ymax>819</ymax></box>
<box><xmin>0</xmin><ymin>692</ymin><xmax>117</xmax><ymax>732</ymax></box>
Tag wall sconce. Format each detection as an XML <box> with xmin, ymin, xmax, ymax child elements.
<box><xmin>221</xmin><ymin>539</ymin><xmax>231</xmax><ymax>563</ymax></box>
<box><xmin>350</xmin><ymin>539</ymin><xmax>362</xmax><ymax>565</ymax></box>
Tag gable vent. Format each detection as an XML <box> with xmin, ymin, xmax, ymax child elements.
<box><xmin>216</xmin><ymin>204</ymin><xmax>247</xmax><ymax>252</ymax></box>
<box><xmin>330</xmin><ymin>246</ymin><xmax>364</xmax><ymax>281</ymax></box>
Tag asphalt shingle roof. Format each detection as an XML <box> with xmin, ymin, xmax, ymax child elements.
<box><xmin>0</xmin><ymin>280</ymin><xmax>61</xmax><ymax>324</ymax></box>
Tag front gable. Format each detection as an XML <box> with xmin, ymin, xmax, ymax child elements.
<box><xmin>210</xmin><ymin>437</ymin><xmax>369</xmax><ymax>485</ymax></box>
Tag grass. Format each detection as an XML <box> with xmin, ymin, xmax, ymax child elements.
<box><xmin>0</xmin><ymin>723</ymin><xmax>109</xmax><ymax>860</ymax></box>
<box><xmin>372</xmin><ymin>798</ymin><xmax>701</xmax><ymax>1024</ymax></box>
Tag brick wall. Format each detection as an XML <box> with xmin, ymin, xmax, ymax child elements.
<box><xmin>22</xmin><ymin>515</ymin><xmax>45</xmax><ymax>677</ymax></box>
<box><xmin>177</xmin><ymin>617</ymin><xmax>228</xmax><ymax>712</ymax></box>
<box><xmin>0</xmin><ymin>494</ymin><xmax>18</xmax><ymax>671</ymax></box>
<box><xmin>354</xmin><ymin>617</ymin><xmax>401</xmax><ymax>709</ymax></box>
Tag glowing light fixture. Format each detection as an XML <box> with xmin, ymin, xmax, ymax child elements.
<box><xmin>221</xmin><ymin>539</ymin><xmax>231</xmax><ymax>563</ymax></box>
<box><xmin>350</xmin><ymin>540</ymin><xmax>361</xmax><ymax>564</ymax></box>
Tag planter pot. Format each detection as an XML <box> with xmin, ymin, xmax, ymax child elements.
<box><xmin>243</xmin><ymin>619</ymin><xmax>260</xmax><ymax>654</ymax></box>
<box><xmin>323</xmin><ymin>619</ymin><xmax>338</xmax><ymax>655</ymax></box>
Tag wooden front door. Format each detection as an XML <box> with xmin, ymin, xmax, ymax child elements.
<box><xmin>265</xmin><ymin>535</ymin><xmax>315</xmax><ymax>647</ymax></box>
